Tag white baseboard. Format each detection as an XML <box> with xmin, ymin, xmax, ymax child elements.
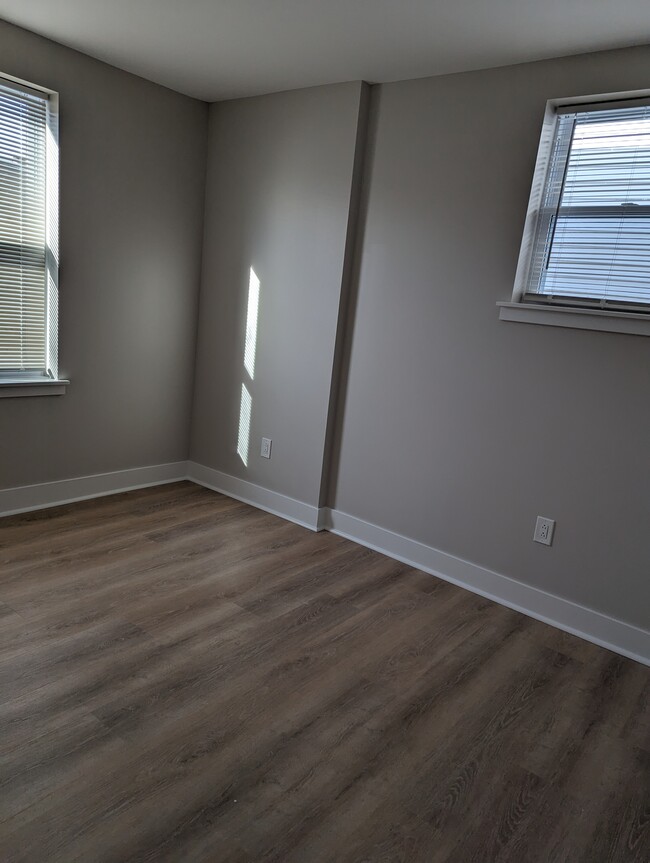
<box><xmin>187</xmin><ymin>461</ymin><xmax>321</xmax><ymax>531</ymax></box>
<box><xmin>320</xmin><ymin>508</ymin><xmax>650</xmax><ymax>667</ymax></box>
<box><xmin>0</xmin><ymin>462</ymin><xmax>188</xmax><ymax>518</ymax></box>
<box><xmin>3</xmin><ymin>460</ymin><xmax>646</xmax><ymax>666</ymax></box>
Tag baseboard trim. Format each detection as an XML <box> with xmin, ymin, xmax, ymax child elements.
<box><xmin>320</xmin><ymin>508</ymin><xmax>650</xmax><ymax>666</ymax></box>
<box><xmin>2</xmin><ymin>462</ymin><xmax>645</xmax><ymax>665</ymax></box>
<box><xmin>187</xmin><ymin>462</ymin><xmax>321</xmax><ymax>531</ymax></box>
<box><xmin>0</xmin><ymin>462</ymin><xmax>188</xmax><ymax>518</ymax></box>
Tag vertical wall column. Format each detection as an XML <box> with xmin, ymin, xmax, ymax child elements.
<box><xmin>190</xmin><ymin>81</ymin><xmax>370</xmax><ymax>517</ymax></box>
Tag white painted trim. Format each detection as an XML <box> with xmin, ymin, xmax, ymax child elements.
<box><xmin>3</xmin><ymin>460</ymin><xmax>645</xmax><ymax>665</ymax></box>
<box><xmin>0</xmin><ymin>379</ymin><xmax>69</xmax><ymax>398</ymax></box>
<box><xmin>0</xmin><ymin>462</ymin><xmax>188</xmax><ymax>517</ymax></box>
<box><xmin>187</xmin><ymin>462</ymin><xmax>321</xmax><ymax>532</ymax></box>
<box><xmin>498</xmin><ymin>302</ymin><xmax>650</xmax><ymax>337</ymax></box>
<box><xmin>320</xmin><ymin>508</ymin><xmax>650</xmax><ymax>666</ymax></box>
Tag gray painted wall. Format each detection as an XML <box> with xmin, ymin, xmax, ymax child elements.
<box><xmin>0</xmin><ymin>20</ymin><xmax>207</xmax><ymax>488</ymax></box>
<box><xmin>332</xmin><ymin>47</ymin><xmax>650</xmax><ymax>629</ymax></box>
<box><xmin>191</xmin><ymin>83</ymin><xmax>364</xmax><ymax>506</ymax></box>
<box><xmin>1</xmin><ymin>19</ymin><xmax>647</xmax><ymax>633</ymax></box>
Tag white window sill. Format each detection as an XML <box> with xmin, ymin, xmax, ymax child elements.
<box><xmin>497</xmin><ymin>302</ymin><xmax>650</xmax><ymax>337</ymax></box>
<box><xmin>0</xmin><ymin>378</ymin><xmax>69</xmax><ymax>398</ymax></box>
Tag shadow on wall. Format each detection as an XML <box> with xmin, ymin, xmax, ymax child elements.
<box><xmin>237</xmin><ymin>267</ymin><xmax>260</xmax><ymax>466</ymax></box>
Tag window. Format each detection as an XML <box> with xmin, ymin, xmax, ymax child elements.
<box><xmin>500</xmin><ymin>90</ymin><xmax>650</xmax><ymax>336</ymax></box>
<box><xmin>0</xmin><ymin>73</ymin><xmax>64</xmax><ymax>395</ymax></box>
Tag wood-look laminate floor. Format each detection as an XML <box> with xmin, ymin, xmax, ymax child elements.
<box><xmin>0</xmin><ymin>483</ymin><xmax>647</xmax><ymax>863</ymax></box>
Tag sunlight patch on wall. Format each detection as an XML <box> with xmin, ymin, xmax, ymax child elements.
<box><xmin>237</xmin><ymin>383</ymin><xmax>253</xmax><ymax>466</ymax></box>
<box><xmin>244</xmin><ymin>267</ymin><xmax>260</xmax><ymax>380</ymax></box>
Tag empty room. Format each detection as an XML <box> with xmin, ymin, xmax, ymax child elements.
<box><xmin>0</xmin><ymin>1</ymin><xmax>649</xmax><ymax>861</ymax></box>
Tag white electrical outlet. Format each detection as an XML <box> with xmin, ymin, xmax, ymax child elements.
<box><xmin>534</xmin><ymin>516</ymin><xmax>555</xmax><ymax>546</ymax></box>
<box><xmin>261</xmin><ymin>437</ymin><xmax>272</xmax><ymax>459</ymax></box>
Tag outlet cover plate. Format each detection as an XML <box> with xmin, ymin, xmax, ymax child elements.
<box><xmin>261</xmin><ymin>437</ymin><xmax>272</xmax><ymax>459</ymax></box>
<box><xmin>534</xmin><ymin>516</ymin><xmax>555</xmax><ymax>546</ymax></box>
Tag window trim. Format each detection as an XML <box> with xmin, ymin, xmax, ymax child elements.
<box><xmin>502</xmin><ymin>87</ymin><xmax>650</xmax><ymax>337</ymax></box>
<box><xmin>0</xmin><ymin>377</ymin><xmax>68</xmax><ymax>398</ymax></box>
<box><xmin>0</xmin><ymin>71</ymin><xmax>67</xmax><ymax>393</ymax></box>
<box><xmin>497</xmin><ymin>301</ymin><xmax>650</xmax><ymax>337</ymax></box>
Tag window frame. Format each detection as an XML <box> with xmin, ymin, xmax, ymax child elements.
<box><xmin>0</xmin><ymin>71</ymin><xmax>67</xmax><ymax>397</ymax></box>
<box><xmin>500</xmin><ymin>88</ymin><xmax>650</xmax><ymax>337</ymax></box>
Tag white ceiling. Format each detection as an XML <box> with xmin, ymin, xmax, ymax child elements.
<box><xmin>0</xmin><ymin>0</ymin><xmax>649</xmax><ymax>102</ymax></box>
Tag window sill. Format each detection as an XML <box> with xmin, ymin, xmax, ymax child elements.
<box><xmin>0</xmin><ymin>378</ymin><xmax>69</xmax><ymax>398</ymax></box>
<box><xmin>497</xmin><ymin>302</ymin><xmax>650</xmax><ymax>337</ymax></box>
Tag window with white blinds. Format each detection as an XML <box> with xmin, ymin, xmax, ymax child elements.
<box><xmin>523</xmin><ymin>98</ymin><xmax>650</xmax><ymax>312</ymax></box>
<box><xmin>0</xmin><ymin>74</ymin><xmax>58</xmax><ymax>379</ymax></box>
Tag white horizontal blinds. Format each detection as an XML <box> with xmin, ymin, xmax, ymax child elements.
<box><xmin>525</xmin><ymin>114</ymin><xmax>575</xmax><ymax>296</ymax></box>
<box><xmin>0</xmin><ymin>82</ymin><xmax>48</xmax><ymax>370</ymax></box>
<box><xmin>531</xmin><ymin>104</ymin><xmax>650</xmax><ymax>307</ymax></box>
